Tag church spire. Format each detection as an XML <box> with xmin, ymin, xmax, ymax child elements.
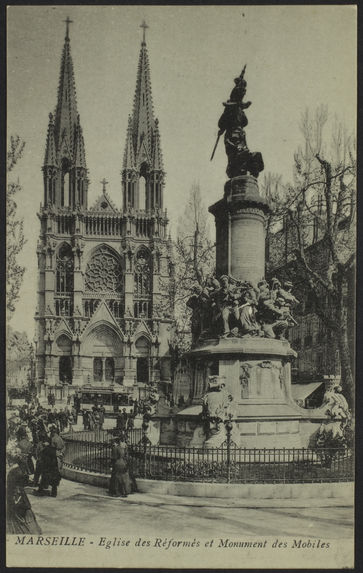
<box><xmin>42</xmin><ymin>19</ymin><xmax>88</xmax><ymax>209</ymax></box>
<box><xmin>131</xmin><ymin>21</ymin><xmax>156</xmax><ymax>168</ymax></box>
<box><xmin>54</xmin><ymin>18</ymin><xmax>78</xmax><ymax>156</ymax></box>
<box><xmin>122</xmin><ymin>22</ymin><xmax>165</xmax><ymax>212</ymax></box>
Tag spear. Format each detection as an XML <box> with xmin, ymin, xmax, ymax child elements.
<box><xmin>210</xmin><ymin>133</ymin><xmax>221</xmax><ymax>161</ymax></box>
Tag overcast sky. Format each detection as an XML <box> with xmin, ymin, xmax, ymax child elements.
<box><xmin>7</xmin><ymin>5</ymin><xmax>356</xmax><ymax>338</ymax></box>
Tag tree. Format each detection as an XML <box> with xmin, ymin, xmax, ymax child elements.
<box><xmin>266</xmin><ymin>106</ymin><xmax>356</xmax><ymax>405</ymax></box>
<box><xmin>6</xmin><ymin>326</ymin><xmax>33</xmax><ymax>391</ymax></box>
<box><xmin>7</xmin><ymin>136</ymin><xmax>26</xmax><ymax>319</ymax></box>
<box><xmin>170</xmin><ymin>183</ymin><xmax>215</xmax><ymax>352</ymax></box>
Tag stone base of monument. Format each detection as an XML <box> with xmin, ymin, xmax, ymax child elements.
<box><xmin>171</xmin><ymin>337</ymin><xmax>328</xmax><ymax>449</ymax></box>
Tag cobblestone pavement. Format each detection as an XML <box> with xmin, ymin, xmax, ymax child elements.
<box><xmin>26</xmin><ymin>479</ymin><xmax>353</xmax><ymax>539</ymax></box>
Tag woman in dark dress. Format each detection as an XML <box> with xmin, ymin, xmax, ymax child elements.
<box><xmin>109</xmin><ymin>438</ymin><xmax>131</xmax><ymax>498</ymax></box>
<box><xmin>7</xmin><ymin>464</ymin><xmax>41</xmax><ymax>534</ymax></box>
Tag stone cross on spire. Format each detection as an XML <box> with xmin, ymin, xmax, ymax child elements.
<box><xmin>101</xmin><ymin>178</ymin><xmax>109</xmax><ymax>193</ymax></box>
<box><xmin>140</xmin><ymin>20</ymin><xmax>149</xmax><ymax>44</ymax></box>
<box><xmin>63</xmin><ymin>17</ymin><xmax>73</xmax><ymax>40</ymax></box>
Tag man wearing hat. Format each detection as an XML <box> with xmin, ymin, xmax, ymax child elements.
<box><xmin>35</xmin><ymin>437</ymin><xmax>61</xmax><ymax>497</ymax></box>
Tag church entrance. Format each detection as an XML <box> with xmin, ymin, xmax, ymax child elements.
<box><xmin>93</xmin><ymin>357</ymin><xmax>115</xmax><ymax>383</ymax></box>
<box><xmin>83</xmin><ymin>324</ymin><xmax>123</xmax><ymax>385</ymax></box>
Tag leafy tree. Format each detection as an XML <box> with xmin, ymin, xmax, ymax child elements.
<box><xmin>7</xmin><ymin>136</ymin><xmax>26</xmax><ymax>319</ymax></box>
<box><xmin>170</xmin><ymin>183</ymin><xmax>215</xmax><ymax>353</ymax></box>
<box><xmin>266</xmin><ymin>107</ymin><xmax>355</xmax><ymax>404</ymax></box>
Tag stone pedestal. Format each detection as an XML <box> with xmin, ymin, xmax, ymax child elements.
<box><xmin>209</xmin><ymin>175</ymin><xmax>270</xmax><ymax>284</ymax></box>
<box><xmin>175</xmin><ymin>338</ymin><xmax>326</xmax><ymax>448</ymax></box>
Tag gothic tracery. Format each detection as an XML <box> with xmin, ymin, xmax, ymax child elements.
<box><xmin>85</xmin><ymin>247</ymin><xmax>123</xmax><ymax>293</ymax></box>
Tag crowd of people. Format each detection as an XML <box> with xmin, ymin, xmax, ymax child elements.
<box><xmin>7</xmin><ymin>402</ymin><xmax>67</xmax><ymax>498</ymax></box>
<box><xmin>6</xmin><ymin>400</ymin><xmax>74</xmax><ymax>534</ymax></box>
<box><xmin>6</xmin><ymin>388</ymin><xmax>179</xmax><ymax>531</ymax></box>
<box><xmin>81</xmin><ymin>405</ymin><xmax>106</xmax><ymax>431</ymax></box>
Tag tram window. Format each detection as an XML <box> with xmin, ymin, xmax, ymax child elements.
<box><xmin>116</xmin><ymin>394</ymin><xmax>129</xmax><ymax>406</ymax></box>
<box><xmin>82</xmin><ymin>393</ymin><xmax>93</xmax><ymax>404</ymax></box>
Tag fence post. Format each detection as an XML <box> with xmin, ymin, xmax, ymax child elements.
<box><xmin>225</xmin><ymin>415</ymin><xmax>233</xmax><ymax>484</ymax></box>
<box><xmin>142</xmin><ymin>413</ymin><xmax>150</xmax><ymax>478</ymax></box>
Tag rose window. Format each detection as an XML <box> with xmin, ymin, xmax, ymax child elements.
<box><xmin>85</xmin><ymin>247</ymin><xmax>123</xmax><ymax>293</ymax></box>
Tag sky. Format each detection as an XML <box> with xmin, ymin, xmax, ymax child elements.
<box><xmin>7</xmin><ymin>5</ymin><xmax>356</xmax><ymax>339</ymax></box>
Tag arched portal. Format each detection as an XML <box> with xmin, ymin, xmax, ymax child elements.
<box><xmin>82</xmin><ymin>324</ymin><xmax>123</xmax><ymax>385</ymax></box>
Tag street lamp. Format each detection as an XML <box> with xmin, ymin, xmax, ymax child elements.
<box><xmin>224</xmin><ymin>413</ymin><xmax>234</xmax><ymax>484</ymax></box>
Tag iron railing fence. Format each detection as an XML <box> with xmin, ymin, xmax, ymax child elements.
<box><xmin>63</xmin><ymin>428</ymin><xmax>143</xmax><ymax>445</ymax></box>
<box><xmin>62</xmin><ymin>432</ymin><xmax>354</xmax><ymax>484</ymax></box>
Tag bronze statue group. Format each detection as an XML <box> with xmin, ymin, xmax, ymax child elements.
<box><xmin>187</xmin><ymin>274</ymin><xmax>299</xmax><ymax>345</ymax></box>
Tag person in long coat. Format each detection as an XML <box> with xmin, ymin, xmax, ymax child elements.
<box><xmin>82</xmin><ymin>410</ymin><xmax>88</xmax><ymax>430</ymax></box>
<box><xmin>88</xmin><ymin>410</ymin><xmax>95</xmax><ymax>431</ymax></box>
<box><xmin>50</xmin><ymin>428</ymin><xmax>65</xmax><ymax>471</ymax></box>
<box><xmin>16</xmin><ymin>427</ymin><xmax>34</xmax><ymax>484</ymax></box>
<box><xmin>36</xmin><ymin>439</ymin><xmax>61</xmax><ymax>497</ymax></box>
<box><xmin>7</xmin><ymin>464</ymin><xmax>41</xmax><ymax>534</ymax></box>
<box><xmin>32</xmin><ymin>433</ymin><xmax>47</xmax><ymax>487</ymax></box>
<box><xmin>99</xmin><ymin>406</ymin><xmax>105</xmax><ymax>430</ymax></box>
<box><xmin>108</xmin><ymin>438</ymin><xmax>131</xmax><ymax>498</ymax></box>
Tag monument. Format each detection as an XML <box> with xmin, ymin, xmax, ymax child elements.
<box><xmin>171</xmin><ymin>66</ymin><xmax>340</xmax><ymax>448</ymax></box>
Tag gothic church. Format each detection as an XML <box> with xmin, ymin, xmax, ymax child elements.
<box><xmin>36</xmin><ymin>20</ymin><xmax>175</xmax><ymax>401</ymax></box>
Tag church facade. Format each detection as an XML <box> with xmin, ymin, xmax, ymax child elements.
<box><xmin>35</xmin><ymin>21</ymin><xmax>175</xmax><ymax>401</ymax></box>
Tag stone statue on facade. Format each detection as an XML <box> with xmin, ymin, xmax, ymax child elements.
<box><xmin>212</xmin><ymin>65</ymin><xmax>264</xmax><ymax>179</ymax></box>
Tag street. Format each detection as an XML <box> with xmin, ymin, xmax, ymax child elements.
<box><xmin>26</xmin><ymin>478</ymin><xmax>353</xmax><ymax>539</ymax></box>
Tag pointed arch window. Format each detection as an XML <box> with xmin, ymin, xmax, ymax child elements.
<box><xmin>134</xmin><ymin>248</ymin><xmax>152</xmax><ymax>318</ymax></box>
<box><xmin>139</xmin><ymin>176</ymin><xmax>146</xmax><ymax>210</ymax></box>
<box><xmin>135</xmin><ymin>336</ymin><xmax>150</xmax><ymax>383</ymax></box>
<box><xmin>59</xmin><ymin>356</ymin><xmax>72</xmax><ymax>384</ymax></box>
<box><xmin>56</xmin><ymin>244</ymin><xmax>74</xmax><ymax>294</ymax></box>
<box><xmin>61</xmin><ymin>158</ymin><xmax>71</xmax><ymax>207</ymax></box>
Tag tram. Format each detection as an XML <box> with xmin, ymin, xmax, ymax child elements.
<box><xmin>79</xmin><ymin>386</ymin><xmax>134</xmax><ymax>415</ymax></box>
